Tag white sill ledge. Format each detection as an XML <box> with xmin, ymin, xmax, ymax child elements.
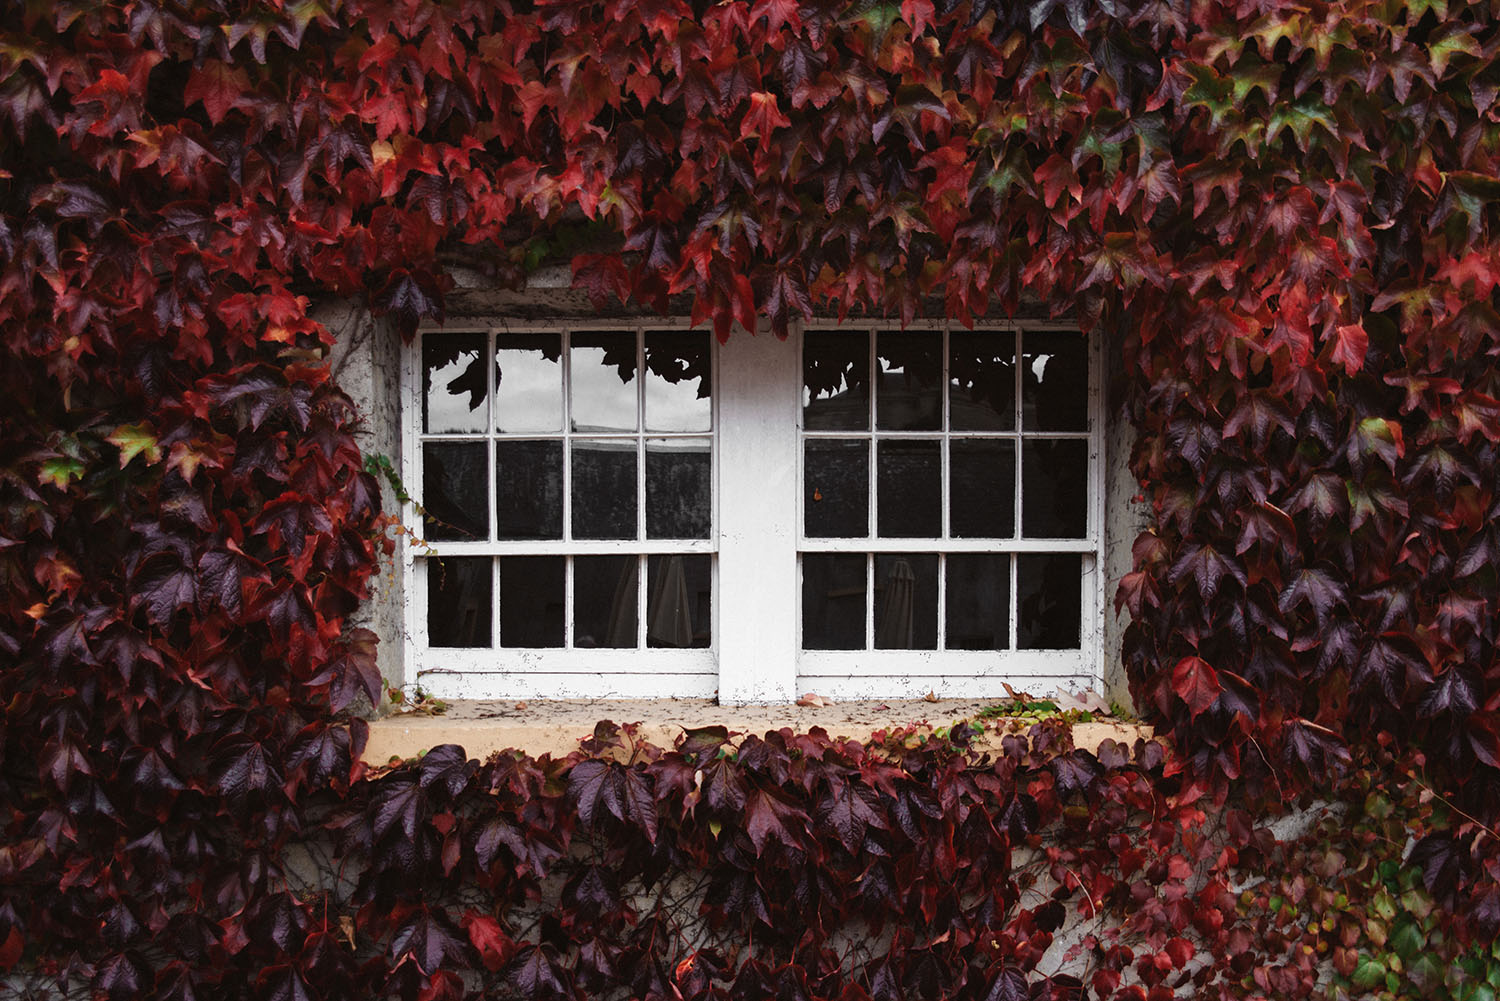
<box><xmin>362</xmin><ymin>698</ymin><xmax>1153</xmax><ymax>763</ymax></box>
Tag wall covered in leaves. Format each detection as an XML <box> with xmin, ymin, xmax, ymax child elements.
<box><xmin>1</xmin><ymin>0</ymin><xmax>1499</xmax><ymax>997</ymax></box>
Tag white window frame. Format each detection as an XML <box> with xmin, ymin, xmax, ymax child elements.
<box><xmin>401</xmin><ymin>318</ymin><xmax>1104</xmax><ymax>703</ymax></box>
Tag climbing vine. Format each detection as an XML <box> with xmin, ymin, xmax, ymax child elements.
<box><xmin>2</xmin><ymin>0</ymin><xmax>1500</xmax><ymax>997</ymax></box>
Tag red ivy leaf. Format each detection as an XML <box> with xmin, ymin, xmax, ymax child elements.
<box><xmin>184</xmin><ymin>62</ymin><xmax>250</xmax><ymax>125</ymax></box>
<box><xmin>1171</xmin><ymin>656</ymin><xmax>1221</xmax><ymax>717</ymax></box>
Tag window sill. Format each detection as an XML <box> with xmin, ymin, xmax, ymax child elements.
<box><xmin>361</xmin><ymin>698</ymin><xmax>1153</xmax><ymax>763</ymax></box>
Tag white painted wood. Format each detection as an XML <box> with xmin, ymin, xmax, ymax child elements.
<box><xmin>797</xmin><ymin>673</ymin><xmax>1095</xmax><ymax>701</ymax></box>
<box><xmin>715</xmin><ymin>322</ymin><xmax>800</xmax><ymax>704</ymax></box>
<box><xmin>416</xmin><ymin>669</ymin><xmax>719</xmax><ymax>701</ymax></box>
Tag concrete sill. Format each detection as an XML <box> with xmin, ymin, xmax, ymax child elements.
<box><xmin>363</xmin><ymin>698</ymin><xmax>1153</xmax><ymax>763</ymax></box>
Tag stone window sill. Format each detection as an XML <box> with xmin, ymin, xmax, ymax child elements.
<box><xmin>362</xmin><ymin>698</ymin><xmax>1153</xmax><ymax>763</ymax></box>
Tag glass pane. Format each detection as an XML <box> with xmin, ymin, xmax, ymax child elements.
<box><xmin>1022</xmin><ymin>439</ymin><xmax>1088</xmax><ymax>538</ymax></box>
<box><xmin>876</xmin><ymin>439</ymin><xmax>940</xmax><ymax>538</ymax></box>
<box><xmin>494</xmin><ymin>334</ymin><xmax>562</xmax><ymax>433</ymax></box>
<box><xmin>951</xmin><ymin>439</ymin><xmax>1016</xmax><ymax>538</ymax></box>
<box><xmin>950</xmin><ymin>330</ymin><xmax>1016</xmax><ymax>431</ymax></box>
<box><xmin>946</xmin><ymin>554</ymin><xmax>1010</xmax><ymax>650</ymax></box>
<box><xmin>802</xmin><ymin>554</ymin><xmax>866</xmax><ymax>650</ymax></box>
<box><xmin>804</xmin><ymin>439</ymin><xmax>868</xmax><ymax>538</ymax></box>
<box><xmin>499</xmin><ymin>556</ymin><xmax>564</xmax><ymax>647</ymax></box>
<box><xmin>1021</xmin><ymin>331</ymin><xmax>1088</xmax><ymax>432</ymax></box>
<box><xmin>647</xmin><ymin>554</ymin><xmax>712</xmax><ymax>648</ymax></box>
<box><xmin>575</xmin><ymin>555</ymin><xmax>638</xmax><ymax>648</ymax></box>
<box><xmin>1017</xmin><ymin>553</ymin><xmax>1082</xmax><ymax>649</ymax></box>
<box><xmin>803</xmin><ymin>330</ymin><xmax>869</xmax><ymax>430</ymax></box>
<box><xmin>427</xmin><ymin>557</ymin><xmax>491</xmax><ymax>648</ymax></box>
<box><xmin>876</xmin><ymin>331</ymin><xmax>941</xmax><ymax>431</ymax></box>
<box><xmin>423</xmin><ymin>332</ymin><xmax>487</xmax><ymax>433</ymax></box>
<box><xmin>422</xmin><ymin>442</ymin><xmax>488</xmax><ymax>541</ymax></box>
<box><xmin>645</xmin><ymin>331</ymin><xmax>711</xmax><ymax>432</ymax></box>
<box><xmin>572</xmin><ymin>440</ymin><xmax>637</xmax><ymax>540</ymax></box>
<box><xmin>495</xmin><ymin>441</ymin><xmax>562</xmax><ymax>540</ymax></box>
<box><xmin>874</xmin><ymin>553</ymin><xmax>937</xmax><ymax>650</ymax></box>
<box><xmin>571</xmin><ymin>331</ymin><xmax>637</xmax><ymax>432</ymax></box>
<box><xmin>646</xmin><ymin>438</ymin><xmax>711</xmax><ymax>539</ymax></box>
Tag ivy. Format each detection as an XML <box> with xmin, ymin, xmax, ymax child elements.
<box><xmin>3</xmin><ymin>0</ymin><xmax>1500</xmax><ymax>997</ymax></box>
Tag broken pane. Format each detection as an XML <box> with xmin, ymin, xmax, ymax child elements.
<box><xmin>494</xmin><ymin>333</ymin><xmax>562</xmax><ymax>433</ymax></box>
<box><xmin>645</xmin><ymin>331</ymin><xmax>712</xmax><ymax>432</ymax></box>
<box><xmin>803</xmin><ymin>331</ymin><xmax>870</xmax><ymax>430</ymax></box>
<box><xmin>423</xmin><ymin>332</ymin><xmax>487</xmax><ymax>433</ymax></box>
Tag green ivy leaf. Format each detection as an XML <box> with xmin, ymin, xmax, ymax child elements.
<box><xmin>1352</xmin><ymin>956</ymin><xmax>1387</xmax><ymax>990</ymax></box>
<box><xmin>105</xmin><ymin>423</ymin><xmax>162</xmax><ymax>468</ymax></box>
<box><xmin>38</xmin><ymin>456</ymin><xmax>85</xmax><ymax>489</ymax></box>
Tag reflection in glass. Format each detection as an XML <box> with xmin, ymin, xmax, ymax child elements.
<box><xmin>802</xmin><ymin>554</ymin><xmax>866</xmax><ymax>650</ymax></box>
<box><xmin>803</xmin><ymin>331</ymin><xmax>870</xmax><ymax>430</ymax></box>
<box><xmin>1017</xmin><ymin>553</ymin><xmax>1082</xmax><ymax>649</ymax></box>
<box><xmin>427</xmin><ymin>557</ymin><xmax>491</xmax><ymax>648</ymax></box>
<box><xmin>950</xmin><ymin>330</ymin><xmax>1016</xmax><ymax>431</ymax></box>
<box><xmin>572</xmin><ymin>440</ymin><xmax>637</xmax><ymax>540</ymax></box>
<box><xmin>647</xmin><ymin>554</ymin><xmax>711</xmax><ymax>648</ymax></box>
<box><xmin>575</xmin><ymin>555</ymin><xmax>638</xmax><ymax>648</ymax></box>
<box><xmin>874</xmin><ymin>554</ymin><xmax>937</xmax><ymax>649</ymax></box>
<box><xmin>946</xmin><ymin>554</ymin><xmax>1010</xmax><ymax>650</ymax></box>
<box><xmin>645</xmin><ymin>331</ymin><xmax>712</xmax><ymax>432</ymax></box>
<box><xmin>423</xmin><ymin>332</ymin><xmax>487</xmax><ymax>433</ymax></box>
<box><xmin>494</xmin><ymin>334</ymin><xmax>562</xmax><ymax>433</ymax></box>
<box><xmin>1022</xmin><ymin>439</ymin><xmax>1088</xmax><ymax>538</ymax></box>
<box><xmin>422</xmin><ymin>442</ymin><xmax>488</xmax><ymax>541</ymax></box>
<box><xmin>646</xmin><ymin>439</ymin><xmax>711</xmax><ymax>539</ymax></box>
<box><xmin>876</xmin><ymin>331</ymin><xmax>941</xmax><ymax>431</ymax></box>
<box><xmin>804</xmin><ymin>439</ymin><xmax>869</xmax><ymax>538</ymax></box>
<box><xmin>950</xmin><ymin>439</ymin><xmax>1015</xmax><ymax>538</ymax></box>
<box><xmin>495</xmin><ymin>441</ymin><xmax>562</xmax><ymax>540</ymax></box>
<box><xmin>571</xmin><ymin>332</ymin><xmax>637</xmax><ymax>431</ymax></box>
<box><xmin>1022</xmin><ymin>331</ymin><xmax>1088</xmax><ymax>431</ymax></box>
<box><xmin>499</xmin><ymin>556</ymin><xmax>564</xmax><ymax>647</ymax></box>
<box><xmin>876</xmin><ymin>439</ymin><xmax>940</xmax><ymax>538</ymax></box>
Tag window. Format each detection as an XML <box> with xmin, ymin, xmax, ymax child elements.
<box><xmin>403</xmin><ymin>321</ymin><xmax>1102</xmax><ymax>702</ymax></box>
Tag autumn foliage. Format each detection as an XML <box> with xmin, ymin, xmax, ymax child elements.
<box><xmin>2</xmin><ymin>0</ymin><xmax>1500</xmax><ymax>997</ymax></box>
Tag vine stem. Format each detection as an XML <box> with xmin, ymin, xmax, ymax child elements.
<box><xmin>1412</xmin><ymin>774</ymin><xmax>1500</xmax><ymax>843</ymax></box>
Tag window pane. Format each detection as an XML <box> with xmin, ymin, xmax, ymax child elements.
<box><xmin>950</xmin><ymin>330</ymin><xmax>1016</xmax><ymax>431</ymax></box>
<box><xmin>422</xmin><ymin>442</ymin><xmax>488</xmax><ymax>541</ymax></box>
<box><xmin>1022</xmin><ymin>439</ymin><xmax>1088</xmax><ymax>538</ymax></box>
<box><xmin>876</xmin><ymin>439</ymin><xmax>940</xmax><ymax>538</ymax></box>
<box><xmin>803</xmin><ymin>331</ymin><xmax>869</xmax><ymax>430</ymax></box>
<box><xmin>645</xmin><ymin>331</ymin><xmax>711</xmax><ymax>432</ymax></box>
<box><xmin>802</xmin><ymin>554</ymin><xmax>866</xmax><ymax>650</ymax></box>
<box><xmin>427</xmin><ymin>557</ymin><xmax>491</xmax><ymax>648</ymax></box>
<box><xmin>804</xmin><ymin>439</ymin><xmax>869</xmax><ymax>538</ymax></box>
<box><xmin>494</xmin><ymin>334</ymin><xmax>562</xmax><ymax>433</ymax></box>
<box><xmin>500</xmin><ymin>556</ymin><xmax>564</xmax><ymax>647</ymax></box>
<box><xmin>876</xmin><ymin>331</ymin><xmax>941</xmax><ymax>431</ymax></box>
<box><xmin>647</xmin><ymin>554</ymin><xmax>711</xmax><ymax>648</ymax></box>
<box><xmin>646</xmin><ymin>438</ymin><xmax>711</xmax><ymax>539</ymax></box>
<box><xmin>571</xmin><ymin>332</ymin><xmax>637</xmax><ymax>431</ymax></box>
<box><xmin>572</xmin><ymin>440</ymin><xmax>637</xmax><ymax>540</ymax></box>
<box><xmin>423</xmin><ymin>332</ymin><xmax>488</xmax><ymax>433</ymax></box>
<box><xmin>495</xmin><ymin>441</ymin><xmax>562</xmax><ymax>540</ymax></box>
<box><xmin>874</xmin><ymin>554</ymin><xmax>937</xmax><ymax>650</ymax></box>
<box><xmin>1017</xmin><ymin>553</ymin><xmax>1082</xmax><ymax>649</ymax></box>
<box><xmin>575</xmin><ymin>555</ymin><xmax>638</xmax><ymax>648</ymax></box>
<box><xmin>946</xmin><ymin>554</ymin><xmax>1010</xmax><ymax>650</ymax></box>
<box><xmin>1021</xmin><ymin>331</ymin><xmax>1088</xmax><ymax>432</ymax></box>
<box><xmin>950</xmin><ymin>439</ymin><xmax>1016</xmax><ymax>538</ymax></box>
